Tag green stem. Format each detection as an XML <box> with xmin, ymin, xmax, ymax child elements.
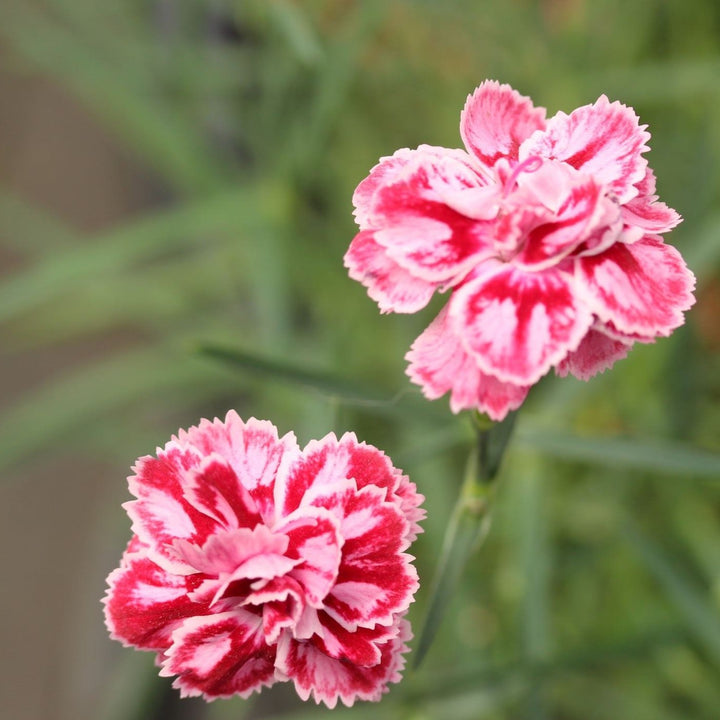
<box><xmin>413</xmin><ymin>411</ymin><xmax>517</xmax><ymax>667</ymax></box>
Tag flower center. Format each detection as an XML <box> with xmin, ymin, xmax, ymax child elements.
<box><xmin>503</xmin><ymin>155</ymin><xmax>543</xmax><ymax>196</ymax></box>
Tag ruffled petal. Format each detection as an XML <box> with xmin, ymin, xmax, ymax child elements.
<box><xmin>182</xmin><ymin>455</ymin><xmax>261</xmax><ymax>531</ymax></box>
<box><xmin>622</xmin><ymin>169</ymin><xmax>682</xmax><ymax>233</ymax></box>
<box><xmin>160</xmin><ymin>611</ymin><xmax>276</xmax><ymax>699</ymax></box>
<box><xmin>522</xmin><ymin>95</ymin><xmax>650</xmax><ymax>204</ymax></box>
<box><xmin>460</xmin><ymin>80</ymin><xmax>547</xmax><ymax>166</ymax></box>
<box><xmin>405</xmin><ymin>305</ymin><xmax>529</xmax><ymax>420</ymax></box>
<box><xmin>576</xmin><ymin>235</ymin><xmax>696</xmax><ymax>336</ymax></box>
<box><xmin>337</xmin><ymin>435</ymin><xmax>425</xmax><ymax>546</ymax></box>
<box><xmin>125</xmin><ymin>445</ymin><xmax>218</xmax><ymax>574</ymax></box>
<box><xmin>450</xmin><ymin>263</ymin><xmax>593</xmax><ymax>385</ymax></box>
<box><xmin>276</xmin><ymin>617</ymin><xmax>412</xmax><ymax>708</ymax></box>
<box><xmin>344</xmin><ymin>230</ymin><xmax>437</xmax><ymax>313</ymax></box>
<box><xmin>514</xmin><ymin>163</ymin><xmax>622</xmax><ymax>270</ymax></box>
<box><xmin>275</xmin><ymin>507</ymin><xmax>343</xmax><ymax>609</ymax></box>
<box><xmin>103</xmin><ymin>548</ymin><xmax>207</xmax><ymax>651</ymax></box>
<box><xmin>317</xmin><ymin>485</ymin><xmax>419</xmax><ymax>630</ymax></box>
<box><xmin>555</xmin><ymin>328</ymin><xmax>632</xmax><ymax>380</ymax></box>
<box><xmin>177</xmin><ymin>412</ymin><xmax>299</xmax><ymax>525</ymax></box>
<box><xmin>367</xmin><ymin>148</ymin><xmax>497</xmax><ymax>284</ymax></box>
<box><xmin>353</xmin><ymin>148</ymin><xmax>417</xmax><ymax>229</ymax></box>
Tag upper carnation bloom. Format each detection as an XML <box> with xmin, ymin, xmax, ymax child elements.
<box><xmin>345</xmin><ymin>80</ymin><xmax>695</xmax><ymax>420</ymax></box>
<box><xmin>104</xmin><ymin>411</ymin><xmax>424</xmax><ymax>708</ymax></box>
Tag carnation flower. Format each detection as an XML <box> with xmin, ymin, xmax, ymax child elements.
<box><xmin>345</xmin><ymin>80</ymin><xmax>695</xmax><ymax>420</ymax></box>
<box><xmin>103</xmin><ymin>411</ymin><xmax>424</xmax><ymax>708</ymax></box>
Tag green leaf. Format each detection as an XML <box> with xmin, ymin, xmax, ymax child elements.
<box><xmin>1</xmin><ymin>2</ymin><xmax>227</xmax><ymax>193</ymax></box>
<box><xmin>197</xmin><ymin>343</ymin><xmax>392</xmax><ymax>406</ymax></box>
<box><xmin>196</xmin><ymin>343</ymin><xmax>452</xmax><ymax>425</ymax></box>
<box><xmin>0</xmin><ymin>187</ymin><xmax>268</xmax><ymax>324</ymax></box>
<box><xmin>0</xmin><ymin>346</ymin><xmax>232</xmax><ymax>476</ymax></box>
<box><xmin>516</xmin><ymin>428</ymin><xmax>720</xmax><ymax>480</ymax></box>
<box><xmin>623</xmin><ymin>521</ymin><xmax>720</xmax><ymax>668</ymax></box>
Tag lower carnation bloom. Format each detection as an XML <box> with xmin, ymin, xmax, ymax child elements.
<box><xmin>103</xmin><ymin>411</ymin><xmax>424</xmax><ymax>708</ymax></box>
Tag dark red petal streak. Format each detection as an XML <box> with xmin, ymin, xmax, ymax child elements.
<box><xmin>276</xmin><ymin>617</ymin><xmax>411</xmax><ymax>708</ymax></box>
<box><xmin>370</xmin><ymin>151</ymin><xmax>495</xmax><ymax>283</ymax></box>
<box><xmin>406</xmin><ymin>305</ymin><xmax>529</xmax><ymax>420</ymax></box>
<box><xmin>522</xmin><ymin>96</ymin><xmax>649</xmax><ymax>203</ymax></box>
<box><xmin>451</xmin><ymin>265</ymin><xmax>592</xmax><ymax>385</ymax></box>
<box><xmin>161</xmin><ymin>611</ymin><xmax>276</xmax><ymax>699</ymax></box>
<box><xmin>322</xmin><ymin>487</ymin><xmax>418</xmax><ymax>628</ymax></box>
<box><xmin>577</xmin><ymin>236</ymin><xmax>696</xmax><ymax>336</ymax></box>
<box><xmin>125</xmin><ymin>447</ymin><xmax>217</xmax><ymax>572</ymax></box>
<box><xmin>104</xmin><ymin>552</ymin><xmax>207</xmax><ymax>650</ymax></box>
<box><xmin>177</xmin><ymin>413</ymin><xmax>298</xmax><ymax>524</ymax></box>
<box><xmin>277</xmin><ymin>508</ymin><xmax>342</xmax><ymax>608</ymax></box>
<box><xmin>183</xmin><ymin>455</ymin><xmax>261</xmax><ymax>530</ymax></box>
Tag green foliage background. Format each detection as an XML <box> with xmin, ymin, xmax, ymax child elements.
<box><xmin>1</xmin><ymin>1</ymin><xmax>719</xmax><ymax>719</ymax></box>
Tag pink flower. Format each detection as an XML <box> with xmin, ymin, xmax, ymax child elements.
<box><xmin>345</xmin><ymin>80</ymin><xmax>695</xmax><ymax>420</ymax></box>
<box><xmin>103</xmin><ymin>411</ymin><xmax>424</xmax><ymax>708</ymax></box>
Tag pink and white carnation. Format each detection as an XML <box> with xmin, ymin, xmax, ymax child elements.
<box><xmin>103</xmin><ymin>411</ymin><xmax>424</xmax><ymax>708</ymax></box>
<box><xmin>345</xmin><ymin>80</ymin><xmax>695</xmax><ymax>420</ymax></box>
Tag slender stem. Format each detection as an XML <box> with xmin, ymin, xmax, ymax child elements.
<box><xmin>413</xmin><ymin>410</ymin><xmax>518</xmax><ymax>667</ymax></box>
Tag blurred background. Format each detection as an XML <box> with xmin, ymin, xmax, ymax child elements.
<box><xmin>1</xmin><ymin>1</ymin><xmax>719</xmax><ymax>719</ymax></box>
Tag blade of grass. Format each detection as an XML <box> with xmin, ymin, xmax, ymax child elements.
<box><xmin>516</xmin><ymin>428</ymin><xmax>720</xmax><ymax>480</ymax></box>
<box><xmin>0</xmin><ymin>186</ymin><xmax>272</xmax><ymax>324</ymax></box>
<box><xmin>622</xmin><ymin>521</ymin><xmax>720</xmax><ymax>668</ymax></box>
<box><xmin>0</xmin><ymin>345</ymin><xmax>234</xmax><ymax>476</ymax></box>
<box><xmin>197</xmin><ymin>343</ymin><xmax>393</xmax><ymax>406</ymax></box>
<box><xmin>1</xmin><ymin>3</ymin><xmax>227</xmax><ymax>193</ymax></box>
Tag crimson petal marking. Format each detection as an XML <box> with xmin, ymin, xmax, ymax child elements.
<box><xmin>352</xmin><ymin>147</ymin><xmax>418</xmax><ymax>229</ymax></box>
<box><xmin>521</xmin><ymin>95</ymin><xmax>650</xmax><ymax>204</ymax></box>
<box><xmin>183</xmin><ymin>454</ymin><xmax>261</xmax><ymax>531</ymax></box>
<box><xmin>103</xmin><ymin>551</ymin><xmax>207</xmax><ymax>651</ymax></box>
<box><xmin>576</xmin><ymin>236</ymin><xmax>696</xmax><ymax>336</ymax></box>
<box><xmin>337</xmin><ymin>433</ymin><xmax>425</xmax><ymax>546</ymax></box>
<box><xmin>320</xmin><ymin>486</ymin><xmax>418</xmax><ymax>629</ymax></box>
<box><xmin>555</xmin><ymin>328</ymin><xmax>632</xmax><ymax>380</ymax></box>
<box><xmin>515</xmin><ymin>167</ymin><xmax>620</xmax><ymax>270</ymax></box>
<box><xmin>276</xmin><ymin>617</ymin><xmax>412</xmax><ymax>708</ymax></box>
<box><xmin>344</xmin><ymin>230</ymin><xmax>436</xmax><ymax>313</ymax></box>
<box><xmin>275</xmin><ymin>507</ymin><xmax>342</xmax><ymax>609</ymax></box>
<box><xmin>450</xmin><ymin>265</ymin><xmax>593</xmax><ymax>385</ymax></box>
<box><xmin>369</xmin><ymin>150</ymin><xmax>496</xmax><ymax>284</ymax></box>
<box><xmin>177</xmin><ymin>412</ymin><xmax>299</xmax><ymax>525</ymax></box>
<box><xmin>406</xmin><ymin>305</ymin><xmax>529</xmax><ymax>420</ymax></box>
<box><xmin>125</xmin><ymin>446</ymin><xmax>218</xmax><ymax>574</ymax></box>
<box><xmin>460</xmin><ymin>79</ymin><xmax>547</xmax><ymax>166</ymax></box>
<box><xmin>160</xmin><ymin>610</ymin><xmax>276</xmax><ymax>699</ymax></box>
<box><xmin>243</xmin><ymin>576</ymin><xmax>305</xmax><ymax>644</ymax></box>
<box><xmin>312</xmin><ymin>613</ymin><xmax>396</xmax><ymax>666</ymax></box>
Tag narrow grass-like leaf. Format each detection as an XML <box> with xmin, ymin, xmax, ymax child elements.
<box><xmin>197</xmin><ymin>343</ymin><xmax>391</xmax><ymax>405</ymax></box>
<box><xmin>516</xmin><ymin>429</ymin><xmax>720</xmax><ymax>480</ymax></box>
<box><xmin>1</xmin><ymin>3</ymin><xmax>226</xmax><ymax>193</ymax></box>
<box><xmin>0</xmin><ymin>347</ymin><xmax>233</xmax><ymax>475</ymax></box>
<box><xmin>623</xmin><ymin>521</ymin><xmax>720</xmax><ymax>668</ymax></box>
<box><xmin>407</xmin><ymin>624</ymin><xmax>687</xmax><ymax>701</ymax></box>
<box><xmin>0</xmin><ymin>188</ymin><xmax>262</xmax><ymax>324</ymax></box>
